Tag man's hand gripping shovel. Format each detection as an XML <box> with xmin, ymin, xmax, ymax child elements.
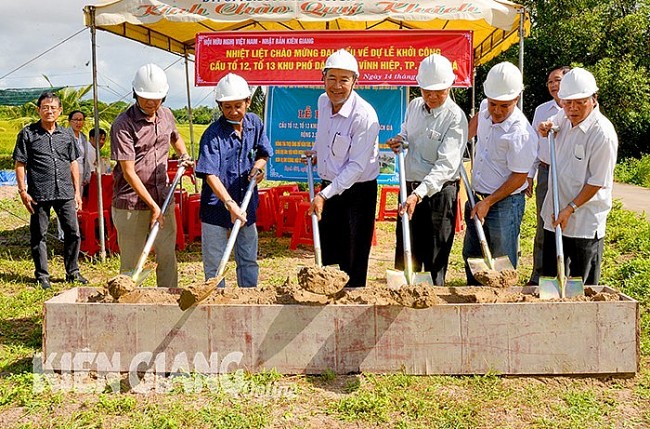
<box><xmin>538</xmin><ymin>128</ymin><xmax>584</xmax><ymax>299</ymax></box>
<box><xmin>177</xmin><ymin>168</ymin><xmax>264</xmax><ymax>310</ymax></box>
<box><xmin>386</xmin><ymin>142</ymin><xmax>434</xmax><ymax>289</ymax></box>
<box><xmin>459</xmin><ymin>165</ymin><xmax>517</xmax><ymax>285</ymax></box>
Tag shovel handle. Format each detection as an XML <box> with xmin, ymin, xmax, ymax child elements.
<box><xmin>305</xmin><ymin>154</ymin><xmax>323</xmax><ymax>267</ymax></box>
<box><xmin>548</xmin><ymin>129</ymin><xmax>568</xmax><ymax>297</ymax></box>
<box><xmin>216</xmin><ymin>173</ymin><xmax>258</xmax><ymax>277</ymax></box>
<box><xmin>459</xmin><ymin>166</ymin><xmax>494</xmax><ymax>269</ymax></box>
<box><xmin>131</xmin><ymin>165</ymin><xmax>186</xmax><ymax>282</ymax></box>
<box><xmin>397</xmin><ymin>145</ymin><xmax>414</xmax><ymax>284</ymax></box>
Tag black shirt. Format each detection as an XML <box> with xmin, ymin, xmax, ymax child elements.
<box><xmin>13</xmin><ymin>121</ymin><xmax>80</xmax><ymax>202</ymax></box>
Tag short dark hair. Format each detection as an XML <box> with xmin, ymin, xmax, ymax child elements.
<box><xmin>89</xmin><ymin>128</ymin><xmax>107</xmax><ymax>139</ymax></box>
<box><xmin>549</xmin><ymin>66</ymin><xmax>571</xmax><ymax>77</ymax></box>
<box><xmin>68</xmin><ymin>110</ymin><xmax>86</xmax><ymax>120</ymax></box>
<box><xmin>37</xmin><ymin>91</ymin><xmax>61</xmax><ymax>108</ymax></box>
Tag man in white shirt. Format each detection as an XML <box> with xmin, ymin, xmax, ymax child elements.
<box><xmin>538</xmin><ymin>68</ymin><xmax>617</xmax><ymax>285</ymax></box>
<box><xmin>462</xmin><ymin>62</ymin><xmax>537</xmax><ymax>285</ymax></box>
<box><xmin>307</xmin><ymin>49</ymin><xmax>380</xmax><ymax>287</ymax></box>
<box><xmin>526</xmin><ymin>66</ymin><xmax>571</xmax><ymax>285</ymax></box>
<box><xmin>387</xmin><ymin>54</ymin><xmax>468</xmax><ymax>285</ymax></box>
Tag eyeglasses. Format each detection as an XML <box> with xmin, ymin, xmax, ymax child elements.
<box><xmin>70</xmin><ymin>118</ymin><xmax>85</xmax><ymax>122</ymax></box>
<box><xmin>39</xmin><ymin>105</ymin><xmax>61</xmax><ymax>111</ymax></box>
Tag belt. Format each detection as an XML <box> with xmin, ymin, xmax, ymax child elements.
<box><xmin>539</xmin><ymin>161</ymin><xmax>550</xmax><ymax>169</ymax></box>
<box><xmin>406</xmin><ymin>180</ymin><xmax>458</xmax><ymax>192</ymax></box>
<box><xmin>475</xmin><ymin>191</ymin><xmax>521</xmax><ymax>201</ymax></box>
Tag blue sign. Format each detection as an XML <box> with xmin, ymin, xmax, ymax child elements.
<box><xmin>265</xmin><ymin>86</ymin><xmax>406</xmax><ymax>185</ymax></box>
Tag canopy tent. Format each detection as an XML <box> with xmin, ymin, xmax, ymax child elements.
<box><xmin>81</xmin><ymin>0</ymin><xmax>530</xmax><ymax>260</ymax></box>
<box><xmin>83</xmin><ymin>0</ymin><xmax>529</xmax><ymax>67</ymax></box>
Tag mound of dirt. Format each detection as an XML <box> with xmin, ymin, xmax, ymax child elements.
<box><xmin>297</xmin><ymin>266</ymin><xmax>349</xmax><ymax>295</ymax></box>
<box><xmin>84</xmin><ymin>281</ymin><xmax>620</xmax><ymax>307</ymax></box>
<box><xmin>474</xmin><ymin>268</ymin><xmax>519</xmax><ymax>288</ymax></box>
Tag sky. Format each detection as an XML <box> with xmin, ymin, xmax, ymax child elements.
<box><xmin>0</xmin><ymin>0</ymin><xmax>215</xmax><ymax>109</ymax></box>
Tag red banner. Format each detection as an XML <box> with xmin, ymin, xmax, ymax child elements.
<box><xmin>195</xmin><ymin>30</ymin><xmax>472</xmax><ymax>87</ymax></box>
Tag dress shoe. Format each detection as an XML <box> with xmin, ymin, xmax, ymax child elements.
<box><xmin>37</xmin><ymin>279</ymin><xmax>51</xmax><ymax>290</ymax></box>
<box><xmin>66</xmin><ymin>273</ymin><xmax>89</xmax><ymax>284</ymax></box>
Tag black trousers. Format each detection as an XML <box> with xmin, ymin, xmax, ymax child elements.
<box><xmin>395</xmin><ymin>182</ymin><xmax>458</xmax><ymax>285</ymax></box>
<box><xmin>541</xmin><ymin>229</ymin><xmax>603</xmax><ymax>285</ymax></box>
<box><xmin>30</xmin><ymin>199</ymin><xmax>81</xmax><ymax>282</ymax></box>
<box><xmin>319</xmin><ymin>179</ymin><xmax>377</xmax><ymax>287</ymax></box>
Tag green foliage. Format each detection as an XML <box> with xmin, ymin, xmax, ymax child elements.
<box><xmin>501</xmin><ymin>0</ymin><xmax>650</xmax><ymax>159</ymax></box>
<box><xmin>616</xmin><ymin>155</ymin><xmax>650</xmax><ymax>187</ymax></box>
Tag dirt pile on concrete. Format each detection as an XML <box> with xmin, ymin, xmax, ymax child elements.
<box><xmin>85</xmin><ymin>282</ymin><xmax>619</xmax><ymax>307</ymax></box>
<box><xmin>297</xmin><ymin>266</ymin><xmax>349</xmax><ymax>295</ymax></box>
<box><xmin>474</xmin><ymin>268</ymin><xmax>519</xmax><ymax>288</ymax></box>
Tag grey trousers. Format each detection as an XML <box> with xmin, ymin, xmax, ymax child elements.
<box><xmin>112</xmin><ymin>207</ymin><xmax>178</xmax><ymax>288</ymax></box>
<box><xmin>529</xmin><ymin>163</ymin><xmax>549</xmax><ymax>284</ymax></box>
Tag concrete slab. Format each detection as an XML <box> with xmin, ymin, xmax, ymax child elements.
<box><xmin>42</xmin><ymin>287</ymin><xmax>639</xmax><ymax>375</ymax></box>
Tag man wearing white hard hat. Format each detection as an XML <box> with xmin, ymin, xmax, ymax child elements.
<box><xmin>462</xmin><ymin>62</ymin><xmax>537</xmax><ymax>285</ymax></box>
<box><xmin>538</xmin><ymin>67</ymin><xmax>617</xmax><ymax>285</ymax></box>
<box><xmin>196</xmin><ymin>73</ymin><xmax>272</xmax><ymax>286</ymax></box>
<box><xmin>526</xmin><ymin>66</ymin><xmax>571</xmax><ymax>286</ymax></box>
<box><xmin>386</xmin><ymin>54</ymin><xmax>468</xmax><ymax>285</ymax></box>
<box><xmin>306</xmin><ymin>48</ymin><xmax>380</xmax><ymax>287</ymax></box>
<box><xmin>110</xmin><ymin>63</ymin><xmax>192</xmax><ymax>288</ymax></box>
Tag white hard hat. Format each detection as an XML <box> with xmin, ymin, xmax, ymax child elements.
<box><xmin>483</xmin><ymin>62</ymin><xmax>524</xmax><ymax>101</ymax></box>
<box><xmin>132</xmin><ymin>63</ymin><xmax>169</xmax><ymax>99</ymax></box>
<box><xmin>215</xmin><ymin>73</ymin><xmax>251</xmax><ymax>102</ymax></box>
<box><xmin>416</xmin><ymin>54</ymin><xmax>455</xmax><ymax>90</ymax></box>
<box><xmin>557</xmin><ymin>67</ymin><xmax>598</xmax><ymax>100</ymax></box>
<box><xmin>323</xmin><ymin>49</ymin><xmax>359</xmax><ymax>77</ymax></box>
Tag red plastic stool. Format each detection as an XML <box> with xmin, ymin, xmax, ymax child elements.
<box><xmin>256</xmin><ymin>188</ymin><xmax>275</xmax><ymax>231</ymax></box>
<box><xmin>174</xmin><ymin>203</ymin><xmax>185</xmax><ymax>251</ymax></box>
<box><xmin>372</xmin><ymin>223</ymin><xmax>378</xmax><ymax>246</ymax></box>
<box><xmin>377</xmin><ymin>186</ymin><xmax>400</xmax><ymax>221</ymax></box>
<box><xmin>174</xmin><ymin>189</ymin><xmax>189</xmax><ymax>231</ymax></box>
<box><xmin>275</xmin><ymin>194</ymin><xmax>305</xmax><ymax>237</ymax></box>
<box><xmin>290</xmin><ymin>201</ymin><xmax>314</xmax><ymax>250</ymax></box>
<box><xmin>269</xmin><ymin>184</ymin><xmax>300</xmax><ymax>215</ymax></box>
<box><xmin>78</xmin><ymin>209</ymin><xmax>112</xmax><ymax>256</ymax></box>
<box><xmin>186</xmin><ymin>194</ymin><xmax>202</xmax><ymax>242</ymax></box>
<box><xmin>455</xmin><ymin>197</ymin><xmax>464</xmax><ymax>232</ymax></box>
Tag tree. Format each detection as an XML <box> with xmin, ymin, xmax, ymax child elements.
<box><xmin>478</xmin><ymin>0</ymin><xmax>650</xmax><ymax>158</ymax></box>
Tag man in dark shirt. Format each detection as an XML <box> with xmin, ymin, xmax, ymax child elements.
<box><xmin>13</xmin><ymin>91</ymin><xmax>87</xmax><ymax>289</ymax></box>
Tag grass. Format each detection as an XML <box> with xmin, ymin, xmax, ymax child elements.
<box><xmin>0</xmin><ymin>124</ymin><xmax>649</xmax><ymax>426</ymax></box>
<box><xmin>1</xmin><ymin>188</ymin><xmax>645</xmax><ymax>428</ymax></box>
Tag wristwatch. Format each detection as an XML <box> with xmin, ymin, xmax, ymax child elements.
<box><xmin>568</xmin><ymin>201</ymin><xmax>578</xmax><ymax>212</ymax></box>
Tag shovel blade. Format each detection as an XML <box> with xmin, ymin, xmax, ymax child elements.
<box><xmin>386</xmin><ymin>269</ymin><xmax>435</xmax><ymax>289</ymax></box>
<box><xmin>386</xmin><ymin>269</ymin><xmax>408</xmax><ymax>290</ymax></box>
<box><xmin>538</xmin><ymin>276</ymin><xmax>561</xmax><ymax>300</ymax></box>
<box><xmin>467</xmin><ymin>257</ymin><xmax>492</xmax><ymax>275</ymax></box>
<box><xmin>565</xmin><ymin>277</ymin><xmax>585</xmax><ymax>298</ymax></box>
<box><xmin>412</xmin><ymin>272</ymin><xmax>434</xmax><ymax>286</ymax></box>
<box><xmin>124</xmin><ymin>269</ymin><xmax>152</xmax><ymax>286</ymax></box>
<box><xmin>493</xmin><ymin>256</ymin><xmax>515</xmax><ymax>271</ymax></box>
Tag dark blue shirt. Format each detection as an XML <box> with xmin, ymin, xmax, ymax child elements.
<box><xmin>13</xmin><ymin>122</ymin><xmax>80</xmax><ymax>202</ymax></box>
<box><xmin>196</xmin><ymin>113</ymin><xmax>273</xmax><ymax>228</ymax></box>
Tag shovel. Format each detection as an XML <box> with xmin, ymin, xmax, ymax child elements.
<box><xmin>539</xmin><ymin>129</ymin><xmax>584</xmax><ymax>299</ymax></box>
<box><xmin>305</xmin><ymin>154</ymin><xmax>323</xmax><ymax>267</ymax></box>
<box><xmin>294</xmin><ymin>154</ymin><xmax>348</xmax><ymax>295</ymax></box>
<box><xmin>386</xmin><ymin>143</ymin><xmax>434</xmax><ymax>289</ymax></box>
<box><xmin>459</xmin><ymin>165</ymin><xmax>516</xmax><ymax>280</ymax></box>
<box><xmin>178</xmin><ymin>170</ymin><xmax>261</xmax><ymax>311</ymax></box>
<box><xmin>127</xmin><ymin>164</ymin><xmax>186</xmax><ymax>286</ymax></box>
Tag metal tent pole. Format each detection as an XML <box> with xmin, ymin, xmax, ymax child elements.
<box><xmin>183</xmin><ymin>48</ymin><xmax>198</xmax><ymax>193</ymax></box>
<box><xmin>88</xmin><ymin>6</ymin><xmax>106</xmax><ymax>261</ymax></box>
<box><xmin>518</xmin><ymin>7</ymin><xmax>526</xmax><ymax>111</ymax></box>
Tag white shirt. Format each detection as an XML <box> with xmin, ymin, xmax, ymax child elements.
<box><xmin>313</xmin><ymin>91</ymin><xmax>380</xmax><ymax>198</ymax></box>
<box><xmin>472</xmin><ymin>102</ymin><xmax>537</xmax><ymax>194</ymax></box>
<box><xmin>541</xmin><ymin>106</ymin><xmax>618</xmax><ymax>239</ymax></box>
<box><xmin>528</xmin><ymin>99</ymin><xmax>562</xmax><ymax>177</ymax></box>
<box><xmin>69</xmin><ymin>128</ymin><xmax>91</xmax><ymax>185</ymax></box>
<box><xmin>398</xmin><ymin>97</ymin><xmax>468</xmax><ymax>198</ymax></box>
